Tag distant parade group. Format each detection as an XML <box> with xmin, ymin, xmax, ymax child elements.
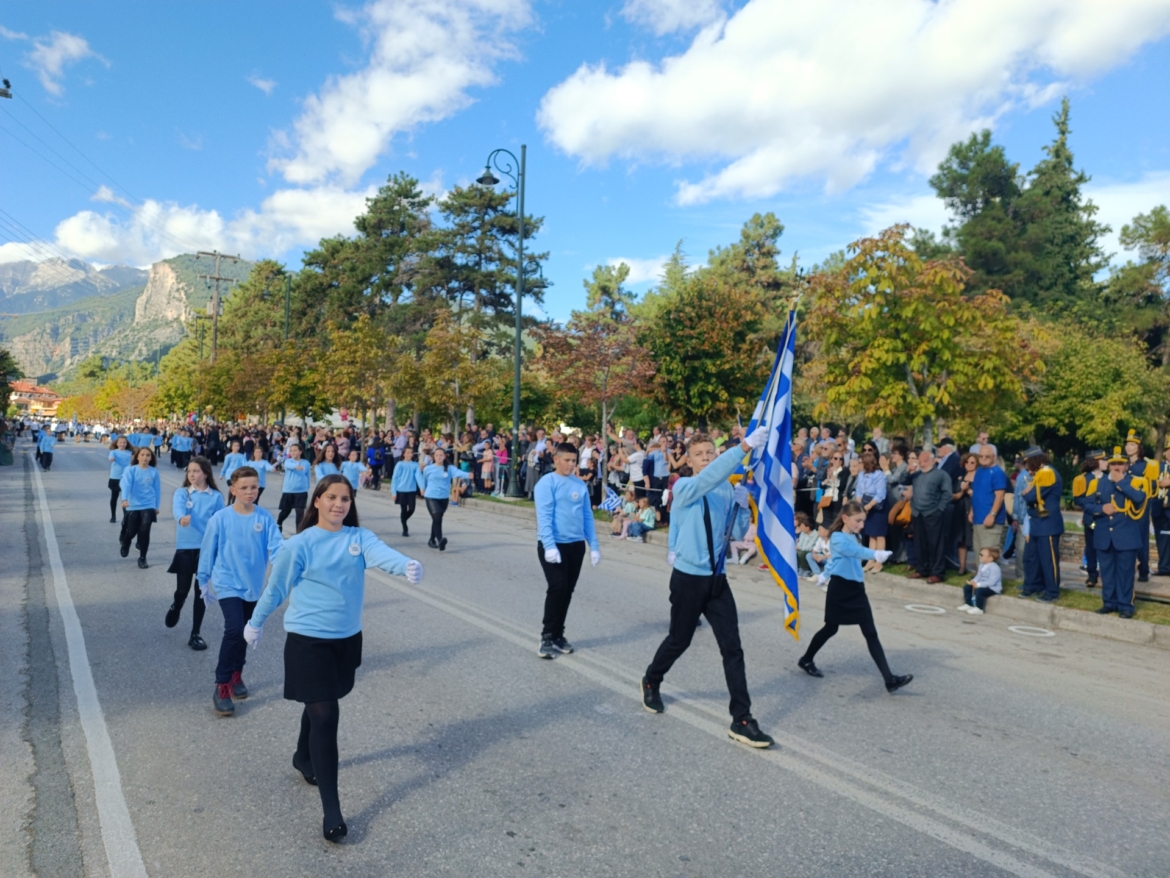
<box><xmin>14</xmin><ymin>411</ymin><xmax>1165</xmax><ymax>842</ymax></box>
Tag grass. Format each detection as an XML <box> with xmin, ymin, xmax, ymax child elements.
<box><xmin>880</xmin><ymin>563</ymin><xmax>1170</xmax><ymax>626</ymax></box>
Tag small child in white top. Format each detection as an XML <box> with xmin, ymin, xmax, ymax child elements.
<box><xmin>807</xmin><ymin>526</ymin><xmax>832</xmax><ymax>588</ymax></box>
<box><xmin>960</xmin><ymin>547</ymin><xmax>1003</xmax><ymax>615</ymax></box>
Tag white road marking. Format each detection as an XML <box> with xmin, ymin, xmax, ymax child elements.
<box><xmin>29</xmin><ymin>453</ymin><xmax>148</xmax><ymax>878</ymax></box>
<box><xmin>373</xmin><ymin>569</ymin><xmax>1126</xmax><ymax>878</ymax></box>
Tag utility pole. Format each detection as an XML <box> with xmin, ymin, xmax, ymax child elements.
<box><xmin>195</xmin><ymin>250</ymin><xmax>240</xmax><ymax>364</ymax></box>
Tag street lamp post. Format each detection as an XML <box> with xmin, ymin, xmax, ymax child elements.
<box><xmin>477</xmin><ymin>145</ymin><xmax>528</xmax><ymax>498</ymax></box>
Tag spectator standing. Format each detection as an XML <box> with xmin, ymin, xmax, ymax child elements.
<box><xmin>954</xmin><ymin>453</ymin><xmax>977</xmax><ymax>574</ymax></box>
<box><xmin>909</xmin><ymin>448</ymin><xmax>951</xmax><ymax>582</ymax></box>
<box><xmin>856</xmin><ymin>451</ymin><xmax>888</xmax><ymax>551</ymax></box>
<box><xmin>969</xmin><ymin>445</ymin><xmax>1009</xmax><ymax>570</ymax></box>
<box><xmin>870</xmin><ymin>427</ymin><xmax>890</xmax><ymax>456</ymax></box>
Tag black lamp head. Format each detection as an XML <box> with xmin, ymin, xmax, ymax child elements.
<box><xmin>476</xmin><ymin>167</ymin><xmax>499</xmax><ymax>186</ymax></box>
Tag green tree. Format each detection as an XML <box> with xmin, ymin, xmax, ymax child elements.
<box><xmin>802</xmin><ymin>225</ymin><xmax>1041</xmax><ymax>446</ymax></box>
<box><xmin>0</xmin><ymin>346</ymin><xmax>23</xmax><ymax>399</ymax></box>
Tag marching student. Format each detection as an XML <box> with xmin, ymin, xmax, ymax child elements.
<box><xmin>534</xmin><ymin>443</ymin><xmax>601</xmax><ymax>659</ymax></box>
<box><xmin>796</xmin><ymin>500</ymin><xmax>912</xmax><ymax>693</ymax></box>
<box><xmin>119</xmin><ymin>446</ymin><xmax>162</xmax><ymax>568</ymax></box>
<box><xmin>390</xmin><ymin>445</ymin><xmax>421</xmax><ymax>537</ymax></box>
<box><xmin>221</xmin><ymin>439</ymin><xmax>247</xmax><ymax>484</ymax></box>
<box><xmin>166</xmin><ymin>457</ymin><xmax>224</xmax><ymax>650</ymax></box>
<box><xmin>340</xmin><ymin>448</ymin><xmax>368</xmax><ymax>493</ymax></box>
<box><xmin>243</xmin><ymin>474</ymin><xmax>423</xmax><ymax>842</ymax></box>
<box><xmin>249</xmin><ymin>444</ymin><xmax>276</xmax><ymax>501</ymax></box>
<box><xmin>640</xmin><ymin>427</ymin><xmax>777</xmax><ymax>748</ymax></box>
<box><xmin>172</xmin><ymin>428</ymin><xmax>194</xmax><ymax>469</ymax></box>
<box><xmin>197</xmin><ymin>467</ymin><xmax>283</xmax><ymax>718</ymax></box>
<box><xmin>277</xmin><ymin>442</ymin><xmax>311</xmax><ymax>532</ymax></box>
<box><xmin>37</xmin><ymin>427</ymin><xmax>57</xmax><ymax>470</ymax></box>
<box><xmin>107</xmin><ymin>435</ymin><xmax>133</xmax><ymax>522</ymax></box>
<box><xmin>313</xmin><ymin>443</ymin><xmax>341</xmax><ymax>482</ymax></box>
<box><xmin>417</xmin><ymin>447</ymin><xmax>468</xmax><ymax>550</ymax></box>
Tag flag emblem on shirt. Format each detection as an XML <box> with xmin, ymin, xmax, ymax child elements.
<box><xmin>745</xmin><ymin>309</ymin><xmax>800</xmax><ymax>640</ymax></box>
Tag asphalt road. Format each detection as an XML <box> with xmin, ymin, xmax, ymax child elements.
<box><xmin>4</xmin><ymin>438</ymin><xmax>1169</xmax><ymax>878</ymax></box>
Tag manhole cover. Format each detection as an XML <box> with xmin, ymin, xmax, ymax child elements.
<box><xmin>904</xmin><ymin>604</ymin><xmax>946</xmax><ymax>615</ymax></box>
<box><xmin>1008</xmin><ymin>625</ymin><xmax>1055</xmax><ymax>637</ymax></box>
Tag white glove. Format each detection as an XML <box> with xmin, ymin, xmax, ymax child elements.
<box><xmin>405</xmin><ymin>559</ymin><xmax>423</xmax><ymax>584</ymax></box>
<box><xmin>744</xmin><ymin>424</ymin><xmax>770</xmax><ymax>450</ymax></box>
<box><xmin>200</xmin><ymin>583</ymin><xmax>217</xmax><ymax>606</ymax></box>
<box><xmin>590</xmin><ymin>550</ymin><xmax>601</xmax><ymax>567</ymax></box>
<box><xmin>544</xmin><ymin>547</ymin><xmax>562</xmax><ymax>564</ymax></box>
<box><xmin>243</xmin><ymin>622</ymin><xmax>263</xmax><ymax>649</ymax></box>
<box><xmin>873</xmin><ymin>550</ymin><xmax>892</xmax><ymax>564</ymax></box>
<box><xmin>667</xmin><ymin>551</ymin><xmax>677</xmax><ymax>567</ymax></box>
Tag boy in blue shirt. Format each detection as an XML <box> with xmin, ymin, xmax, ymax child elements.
<box><xmin>38</xmin><ymin>429</ymin><xmax>57</xmax><ymax>470</ymax></box>
<box><xmin>641</xmin><ymin>427</ymin><xmax>777</xmax><ymax>748</ymax></box>
<box><xmin>534</xmin><ymin>443</ymin><xmax>601</xmax><ymax>659</ymax></box>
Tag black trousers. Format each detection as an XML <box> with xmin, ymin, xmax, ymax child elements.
<box><xmin>913</xmin><ymin>511</ymin><xmax>947</xmax><ymax>577</ymax></box>
<box><xmin>645</xmin><ymin>569</ymin><xmax>752</xmax><ymax>722</ymax></box>
<box><xmin>1138</xmin><ymin>513</ymin><xmax>1152</xmax><ymax>578</ymax></box>
<box><xmin>121</xmin><ymin>510</ymin><xmax>155</xmax><ymax>558</ymax></box>
<box><xmin>41</xmin><ymin>452</ymin><xmax>53</xmax><ymax>470</ymax></box>
<box><xmin>277</xmin><ymin>492</ymin><xmax>307</xmax><ymax>530</ymax></box>
<box><xmin>108</xmin><ymin>479</ymin><xmax>121</xmax><ymax>519</ymax></box>
<box><xmin>426</xmin><ymin>498</ymin><xmax>449</xmax><ymax>542</ymax></box>
<box><xmin>537</xmin><ymin>540</ymin><xmax>587</xmax><ymax>640</ymax></box>
<box><xmin>1155</xmin><ymin>508</ymin><xmax>1170</xmax><ymax>575</ymax></box>
<box><xmin>398</xmin><ymin>491</ymin><xmax>417</xmax><ymax>531</ymax></box>
<box><xmin>173</xmin><ymin>571</ymin><xmax>206</xmax><ymax>634</ymax></box>
<box><xmin>369</xmin><ymin>463</ymin><xmax>382</xmax><ymax>489</ymax></box>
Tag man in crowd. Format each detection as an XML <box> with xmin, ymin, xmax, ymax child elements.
<box><xmin>1019</xmin><ymin>446</ymin><xmax>1064</xmax><ymax>602</ymax></box>
<box><xmin>970</xmin><ymin>444</ymin><xmax>1008</xmax><ymax>566</ymax></box>
<box><xmin>909</xmin><ymin>447</ymin><xmax>952</xmax><ymax>582</ymax></box>
<box><xmin>1083</xmin><ymin>447</ymin><xmax>1147</xmax><ymax>618</ymax></box>
<box><xmin>870</xmin><ymin>426</ymin><xmax>890</xmax><ymax>456</ymax></box>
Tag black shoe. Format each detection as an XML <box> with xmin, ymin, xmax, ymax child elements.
<box><xmin>165</xmin><ymin>604</ymin><xmax>181</xmax><ymax>628</ymax></box>
<box><xmin>537</xmin><ymin>639</ymin><xmax>556</xmax><ymax>659</ymax></box>
<box><xmin>550</xmin><ymin>636</ymin><xmax>574</xmax><ymax>655</ymax></box>
<box><xmin>1119</xmin><ymin>609</ymin><xmax>1135</xmax><ymax>619</ymax></box>
<box><xmin>1084</xmin><ymin>579</ymin><xmax>1098</xmax><ymax>588</ymax></box>
<box><xmin>402</xmin><ymin>528</ymin><xmax>409</xmax><ymax>537</ymax></box>
<box><xmin>109</xmin><ymin>515</ymin><xmax>116</xmax><ymax>523</ymax></box>
<box><xmin>641</xmin><ymin>677</ymin><xmax>664</xmax><ymax>713</ymax></box>
<box><xmin>428</xmin><ymin>538</ymin><xmax>439</xmax><ymax>549</ymax></box>
<box><xmin>1036</xmin><ymin>595</ymin><xmax>1057</xmax><ymax>604</ymax></box>
<box><xmin>886</xmin><ymin>674</ymin><xmax>914</xmax><ymax>693</ymax></box>
<box><xmin>188</xmin><ymin>633</ymin><xmax>207</xmax><ymax>650</ymax></box>
<box><xmin>439</xmin><ymin>537</ymin><xmax>448</xmax><ymax>551</ymax></box>
<box><xmin>213</xmin><ymin>683</ymin><xmax>235</xmax><ymax>716</ymax></box>
<box><xmin>728</xmin><ymin>718</ymin><xmax>774</xmax><ymax>748</ymax></box>
<box><xmin>1094</xmin><ymin>606</ymin><xmax>1116</xmax><ymax>615</ymax></box>
<box><xmin>293</xmin><ymin>753</ymin><xmax>317</xmax><ymax>786</ymax></box>
<box><xmin>323</xmin><ymin>820</ymin><xmax>347</xmax><ymax>843</ymax></box>
<box><xmin>137</xmin><ymin>557</ymin><xmax>149</xmax><ymax>569</ymax></box>
<box><xmin>1138</xmin><ymin>575</ymin><xmax>1149</xmax><ymax>583</ymax></box>
<box><xmin>798</xmin><ymin>657</ymin><xmax>823</xmax><ymax>678</ymax></box>
<box><xmin>119</xmin><ymin>544</ymin><xmax>130</xmax><ymax>558</ymax></box>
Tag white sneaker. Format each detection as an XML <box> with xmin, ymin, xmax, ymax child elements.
<box><xmin>804</xmin><ymin>575</ymin><xmax>819</xmax><ymax>582</ymax></box>
<box><xmin>957</xmin><ymin>604</ymin><xmax>972</xmax><ymax>612</ymax></box>
<box><xmin>968</xmin><ymin>606</ymin><xmax>984</xmax><ymax>615</ymax></box>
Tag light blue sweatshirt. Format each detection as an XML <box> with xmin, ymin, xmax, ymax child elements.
<box><xmin>171</xmin><ymin>435</ymin><xmax>193</xmax><ymax>452</ymax></box>
<box><xmin>282</xmin><ymin>458</ymin><xmax>310</xmax><ymax>493</ymax></box>
<box><xmin>120</xmin><ymin>465</ymin><xmax>161</xmax><ymax>512</ymax></box>
<box><xmin>534</xmin><ymin>472</ymin><xmax>599</xmax><ymax>550</ymax></box>
<box><xmin>823</xmin><ymin>531</ymin><xmax>877</xmax><ymax>582</ymax></box>
<box><xmin>390</xmin><ymin>461</ymin><xmax>420</xmax><ymax>494</ymax></box>
<box><xmin>251</xmin><ymin>526</ymin><xmax>412</xmax><ymax>639</ymax></box>
<box><xmin>221</xmin><ymin>452</ymin><xmax>247</xmax><ymax>483</ymax></box>
<box><xmin>340</xmin><ymin>460</ymin><xmax>368</xmax><ymax>491</ymax></box>
<box><xmin>38</xmin><ymin>433</ymin><xmax>57</xmax><ymax>453</ymax></box>
<box><xmin>172</xmin><ymin>486</ymin><xmax>225</xmax><ymax>550</ymax></box>
<box><xmin>418</xmin><ymin>464</ymin><xmax>467</xmax><ymax>499</ymax></box>
<box><xmin>249</xmin><ymin>459</ymin><xmax>275</xmax><ymax>488</ymax></box>
<box><xmin>196</xmin><ymin>505</ymin><xmax>283</xmax><ymax>601</ymax></box>
<box><xmin>108</xmin><ymin>449</ymin><xmax>133</xmax><ymax>480</ymax></box>
<box><xmin>314</xmin><ymin>461</ymin><xmax>340</xmax><ymax>481</ymax></box>
<box><xmin>670</xmin><ymin>445</ymin><xmax>745</xmax><ymax>576</ymax></box>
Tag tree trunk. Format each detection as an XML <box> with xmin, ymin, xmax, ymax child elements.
<box><xmin>387</xmin><ymin>397</ymin><xmax>397</xmax><ymax>430</ymax></box>
<box><xmin>922</xmin><ymin>416</ymin><xmax>934</xmax><ymax>450</ymax></box>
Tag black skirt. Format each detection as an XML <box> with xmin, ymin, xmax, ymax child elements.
<box><xmin>167</xmin><ymin>548</ymin><xmax>200</xmax><ymax>576</ymax></box>
<box><xmin>283</xmin><ymin>631</ymin><xmax>363</xmax><ymax>703</ymax></box>
<box><xmin>824</xmin><ymin>575</ymin><xmax>874</xmax><ymax>626</ymax></box>
<box><xmin>394</xmin><ymin>490</ymin><xmax>417</xmax><ymax>506</ymax></box>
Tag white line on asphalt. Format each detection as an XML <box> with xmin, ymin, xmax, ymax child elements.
<box><xmin>28</xmin><ymin>453</ymin><xmax>148</xmax><ymax>878</ymax></box>
<box><xmin>373</xmin><ymin>569</ymin><xmax>1124</xmax><ymax>878</ymax></box>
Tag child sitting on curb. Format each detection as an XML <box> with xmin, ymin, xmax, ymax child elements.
<box><xmin>729</xmin><ymin>519</ymin><xmax>758</xmax><ymax>565</ymax></box>
<box><xmin>621</xmin><ymin>496</ymin><xmax>659</xmax><ymax>542</ymax></box>
<box><xmin>610</xmin><ymin>489</ymin><xmax>638</xmax><ymax>537</ymax></box>
<box><xmin>806</xmin><ymin>526</ymin><xmax>832</xmax><ymax>591</ymax></box>
<box><xmin>795</xmin><ymin>513</ymin><xmax>817</xmax><ymax>575</ymax></box>
<box><xmin>959</xmin><ymin>547</ymin><xmax>1003</xmax><ymax>615</ymax></box>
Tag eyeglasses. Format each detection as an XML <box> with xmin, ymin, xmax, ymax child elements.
<box><xmin>832</xmin><ymin>456</ymin><xmax>843</xmax><ymax>461</ymax></box>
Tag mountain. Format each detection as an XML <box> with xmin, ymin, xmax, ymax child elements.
<box><xmin>0</xmin><ymin>258</ymin><xmax>148</xmax><ymax>313</ymax></box>
<box><xmin>0</xmin><ymin>254</ymin><xmax>253</xmax><ymax>381</ymax></box>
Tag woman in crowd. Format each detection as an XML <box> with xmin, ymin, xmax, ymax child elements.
<box><xmin>818</xmin><ymin>449</ymin><xmax>847</xmax><ymax>526</ymax></box>
<box><xmin>857</xmin><ymin>451</ymin><xmax>888</xmax><ymax>552</ymax></box>
<box><xmin>955</xmin><ymin>452</ymin><xmax>977</xmax><ymax>574</ymax></box>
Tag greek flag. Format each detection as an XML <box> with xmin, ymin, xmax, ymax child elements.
<box><xmin>746</xmin><ymin>309</ymin><xmax>800</xmax><ymax>640</ymax></box>
<box><xmin>601</xmin><ymin>486</ymin><xmax>623</xmax><ymax>515</ymax></box>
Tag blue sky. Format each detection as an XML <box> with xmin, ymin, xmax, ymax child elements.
<box><xmin>2</xmin><ymin>0</ymin><xmax>1170</xmax><ymax>321</ymax></box>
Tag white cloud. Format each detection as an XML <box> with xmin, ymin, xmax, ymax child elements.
<box><xmin>176</xmin><ymin>130</ymin><xmax>204</xmax><ymax>151</ymax></box>
<box><xmin>0</xmin><ymin>25</ymin><xmax>28</xmax><ymax>40</ymax></box>
<box><xmin>24</xmin><ymin>30</ymin><xmax>106</xmax><ymax>95</ymax></box>
<box><xmin>270</xmin><ymin>0</ymin><xmax>532</xmax><ymax>187</ymax></box>
<box><xmin>621</xmin><ymin>0</ymin><xmax>723</xmax><ymax>35</ymax></box>
<box><xmin>1087</xmin><ymin>171</ymin><xmax>1170</xmax><ymax>264</ymax></box>
<box><xmin>858</xmin><ymin>193</ymin><xmax>951</xmax><ymax>239</ymax></box>
<box><xmin>247</xmin><ymin>74</ymin><xmax>277</xmax><ymax>95</ymax></box>
<box><xmin>606</xmin><ymin>255</ymin><xmax>670</xmax><ymax>284</ymax></box>
<box><xmin>539</xmin><ymin>0</ymin><xmax>1170</xmax><ymax>205</ymax></box>
<box><xmin>0</xmin><ymin>242</ymin><xmax>44</xmax><ymax>262</ymax></box>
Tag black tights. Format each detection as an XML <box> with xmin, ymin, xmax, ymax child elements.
<box><xmin>295</xmin><ymin>701</ymin><xmax>342</xmax><ymax>829</ymax></box>
<box><xmin>173</xmin><ymin>572</ymin><xmax>206</xmax><ymax>634</ymax></box>
<box><xmin>802</xmin><ymin>618</ymin><xmax>893</xmax><ymax>684</ymax></box>
<box><xmin>109</xmin><ymin>484</ymin><xmax>120</xmax><ymax>519</ymax></box>
<box><xmin>426</xmin><ymin>498</ymin><xmax>448</xmax><ymax>542</ymax></box>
